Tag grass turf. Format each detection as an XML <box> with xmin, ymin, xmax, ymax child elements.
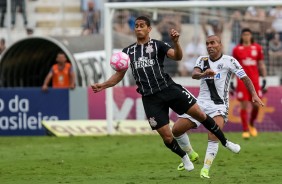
<box><xmin>0</xmin><ymin>132</ymin><xmax>282</xmax><ymax>184</ymax></box>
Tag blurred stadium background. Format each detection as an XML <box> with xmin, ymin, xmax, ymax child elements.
<box><xmin>1</xmin><ymin>1</ymin><xmax>282</xmax><ymax>183</ymax></box>
<box><xmin>0</xmin><ymin>0</ymin><xmax>281</xmax><ymax>136</ymax></box>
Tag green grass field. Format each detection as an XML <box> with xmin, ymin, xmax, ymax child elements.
<box><xmin>1</xmin><ymin>132</ymin><xmax>282</xmax><ymax>184</ymax></box>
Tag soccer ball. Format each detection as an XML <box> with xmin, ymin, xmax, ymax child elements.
<box><xmin>110</xmin><ymin>52</ymin><xmax>130</xmax><ymax>71</ymax></box>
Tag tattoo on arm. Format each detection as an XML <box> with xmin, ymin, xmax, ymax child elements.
<box><xmin>241</xmin><ymin>76</ymin><xmax>257</xmax><ymax>96</ymax></box>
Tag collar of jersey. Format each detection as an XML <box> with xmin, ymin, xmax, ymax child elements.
<box><xmin>209</xmin><ymin>54</ymin><xmax>223</xmax><ymax>62</ymax></box>
<box><xmin>136</xmin><ymin>38</ymin><xmax>152</xmax><ymax>46</ymax></box>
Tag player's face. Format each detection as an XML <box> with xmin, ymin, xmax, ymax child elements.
<box><xmin>242</xmin><ymin>32</ymin><xmax>252</xmax><ymax>42</ymax></box>
<box><xmin>56</xmin><ymin>54</ymin><xmax>67</xmax><ymax>64</ymax></box>
<box><xmin>134</xmin><ymin>20</ymin><xmax>151</xmax><ymax>39</ymax></box>
<box><xmin>206</xmin><ymin>37</ymin><xmax>222</xmax><ymax>58</ymax></box>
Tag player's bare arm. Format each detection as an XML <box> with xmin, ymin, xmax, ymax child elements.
<box><xmin>70</xmin><ymin>71</ymin><xmax>76</xmax><ymax>89</ymax></box>
<box><xmin>91</xmin><ymin>70</ymin><xmax>126</xmax><ymax>93</ymax></box>
<box><xmin>258</xmin><ymin>60</ymin><xmax>267</xmax><ymax>78</ymax></box>
<box><xmin>42</xmin><ymin>72</ymin><xmax>53</xmax><ymax>91</ymax></box>
<box><xmin>241</xmin><ymin>76</ymin><xmax>264</xmax><ymax>106</ymax></box>
<box><xmin>192</xmin><ymin>68</ymin><xmax>216</xmax><ymax>80</ymax></box>
<box><xmin>167</xmin><ymin>29</ymin><xmax>183</xmax><ymax>60</ymax></box>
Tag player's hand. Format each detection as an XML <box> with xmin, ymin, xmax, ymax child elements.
<box><xmin>170</xmin><ymin>29</ymin><xmax>180</xmax><ymax>43</ymax></box>
<box><xmin>229</xmin><ymin>81</ymin><xmax>235</xmax><ymax>96</ymax></box>
<box><xmin>203</xmin><ymin>69</ymin><xmax>216</xmax><ymax>77</ymax></box>
<box><xmin>91</xmin><ymin>83</ymin><xmax>104</xmax><ymax>93</ymax></box>
<box><xmin>252</xmin><ymin>95</ymin><xmax>264</xmax><ymax>107</ymax></box>
<box><xmin>261</xmin><ymin>78</ymin><xmax>267</xmax><ymax>94</ymax></box>
<box><xmin>70</xmin><ymin>83</ymin><xmax>75</xmax><ymax>90</ymax></box>
<box><xmin>42</xmin><ymin>85</ymin><xmax>48</xmax><ymax>91</ymax></box>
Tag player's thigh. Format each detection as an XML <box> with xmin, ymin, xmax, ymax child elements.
<box><xmin>186</xmin><ymin>103</ymin><xmax>207</xmax><ymax>122</ymax></box>
<box><xmin>172</xmin><ymin>116</ymin><xmax>198</xmax><ymax>137</ymax></box>
<box><xmin>166</xmin><ymin>84</ymin><xmax>197</xmax><ymax>115</ymax></box>
<box><xmin>142</xmin><ymin>95</ymin><xmax>170</xmax><ymax>130</ymax></box>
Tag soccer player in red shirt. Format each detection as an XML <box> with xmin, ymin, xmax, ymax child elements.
<box><xmin>232</xmin><ymin>28</ymin><xmax>267</xmax><ymax>139</ymax></box>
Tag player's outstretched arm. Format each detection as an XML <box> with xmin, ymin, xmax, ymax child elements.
<box><xmin>91</xmin><ymin>70</ymin><xmax>126</xmax><ymax>93</ymax></box>
<box><xmin>241</xmin><ymin>76</ymin><xmax>264</xmax><ymax>106</ymax></box>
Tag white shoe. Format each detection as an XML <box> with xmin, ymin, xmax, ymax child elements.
<box><xmin>181</xmin><ymin>154</ymin><xmax>194</xmax><ymax>171</ymax></box>
<box><xmin>225</xmin><ymin>140</ymin><xmax>241</xmax><ymax>154</ymax></box>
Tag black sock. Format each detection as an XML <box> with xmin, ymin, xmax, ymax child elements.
<box><xmin>164</xmin><ymin>138</ymin><xmax>186</xmax><ymax>158</ymax></box>
<box><xmin>200</xmin><ymin>115</ymin><xmax>227</xmax><ymax>146</ymax></box>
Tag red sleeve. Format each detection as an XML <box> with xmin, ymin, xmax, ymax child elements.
<box><xmin>257</xmin><ymin>44</ymin><xmax>264</xmax><ymax>60</ymax></box>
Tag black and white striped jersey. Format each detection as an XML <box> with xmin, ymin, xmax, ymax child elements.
<box><xmin>195</xmin><ymin>54</ymin><xmax>247</xmax><ymax>106</ymax></box>
<box><xmin>122</xmin><ymin>39</ymin><xmax>175</xmax><ymax>96</ymax></box>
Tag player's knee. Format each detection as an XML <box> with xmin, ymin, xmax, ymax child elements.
<box><xmin>162</xmin><ymin>135</ymin><xmax>173</xmax><ymax>144</ymax></box>
<box><xmin>172</xmin><ymin>126</ymin><xmax>181</xmax><ymax>137</ymax></box>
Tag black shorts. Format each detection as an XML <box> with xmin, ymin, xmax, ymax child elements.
<box><xmin>142</xmin><ymin>83</ymin><xmax>197</xmax><ymax>130</ymax></box>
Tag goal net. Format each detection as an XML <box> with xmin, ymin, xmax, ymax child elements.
<box><xmin>101</xmin><ymin>0</ymin><xmax>282</xmax><ymax>134</ymax></box>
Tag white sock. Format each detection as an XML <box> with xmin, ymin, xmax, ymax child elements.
<box><xmin>174</xmin><ymin>133</ymin><xmax>194</xmax><ymax>154</ymax></box>
<box><xmin>203</xmin><ymin>140</ymin><xmax>219</xmax><ymax>170</ymax></box>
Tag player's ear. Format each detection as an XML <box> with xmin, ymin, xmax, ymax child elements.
<box><xmin>148</xmin><ymin>26</ymin><xmax>152</xmax><ymax>33</ymax></box>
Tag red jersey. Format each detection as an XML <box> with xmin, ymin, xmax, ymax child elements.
<box><xmin>232</xmin><ymin>43</ymin><xmax>263</xmax><ymax>85</ymax></box>
<box><xmin>51</xmin><ymin>63</ymin><xmax>72</xmax><ymax>88</ymax></box>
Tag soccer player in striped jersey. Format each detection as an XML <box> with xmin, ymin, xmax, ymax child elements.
<box><xmin>173</xmin><ymin>35</ymin><xmax>264</xmax><ymax>178</ymax></box>
<box><xmin>91</xmin><ymin>16</ymin><xmax>242</xmax><ymax>172</ymax></box>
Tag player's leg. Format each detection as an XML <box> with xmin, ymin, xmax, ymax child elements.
<box><xmin>240</xmin><ymin>100</ymin><xmax>250</xmax><ymax>139</ymax></box>
<box><xmin>200</xmin><ymin>115</ymin><xmax>224</xmax><ymax>179</ymax></box>
<box><xmin>237</xmin><ymin>82</ymin><xmax>251</xmax><ymax>139</ymax></box>
<box><xmin>169</xmin><ymin>84</ymin><xmax>240</xmax><ymax>153</ymax></box>
<box><xmin>249</xmin><ymin>102</ymin><xmax>259</xmax><ymax>136</ymax></box>
<box><xmin>156</xmin><ymin>124</ymin><xmax>194</xmax><ymax>171</ymax></box>
<box><xmin>173</xmin><ymin>117</ymin><xmax>199</xmax><ymax>171</ymax></box>
<box><xmin>142</xmin><ymin>94</ymin><xmax>194</xmax><ymax>171</ymax></box>
<box><xmin>173</xmin><ymin>116</ymin><xmax>199</xmax><ymax>159</ymax></box>
<box><xmin>249</xmin><ymin>84</ymin><xmax>261</xmax><ymax>137</ymax></box>
<box><xmin>187</xmin><ymin>104</ymin><xmax>240</xmax><ymax>153</ymax></box>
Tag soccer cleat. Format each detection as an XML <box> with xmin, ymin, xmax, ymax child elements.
<box><xmin>177</xmin><ymin>163</ymin><xmax>185</xmax><ymax>171</ymax></box>
<box><xmin>200</xmin><ymin>168</ymin><xmax>210</xmax><ymax>179</ymax></box>
<box><xmin>225</xmin><ymin>140</ymin><xmax>241</xmax><ymax>154</ymax></box>
<box><xmin>249</xmin><ymin>125</ymin><xmax>258</xmax><ymax>137</ymax></box>
<box><xmin>180</xmin><ymin>154</ymin><xmax>194</xmax><ymax>171</ymax></box>
<box><xmin>242</xmin><ymin>132</ymin><xmax>250</xmax><ymax>139</ymax></box>
<box><xmin>177</xmin><ymin>151</ymin><xmax>199</xmax><ymax>171</ymax></box>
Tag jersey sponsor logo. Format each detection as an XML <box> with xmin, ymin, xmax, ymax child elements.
<box><xmin>215</xmin><ymin>73</ymin><xmax>221</xmax><ymax>79</ymax></box>
<box><xmin>148</xmin><ymin>117</ymin><xmax>157</xmax><ymax>127</ymax></box>
<box><xmin>242</xmin><ymin>58</ymin><xmax>256</xmax><ymax>66</ymax></box>
<box><xmin>134</xmin><ymin>57</ymin><xmax>155</xmax><ymax>68</ymax></box>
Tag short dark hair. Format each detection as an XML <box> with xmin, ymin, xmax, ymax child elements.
<box><xmin>135</xmin><ymin>16</ymin><xmax>151</xmax><ymax>27</ymax></box>
<box><xmin>57</xmin><ymin>51</ymin><xmax>65</xmax><ymax>55</ymax></box>
<box><xmin>241</xmin><ymin>28</ymin><xmax>252</xmax><ymax>34</ymax></box>
<box><xmin>240</xmin><ymin>28</ymin><xmax>254</xmax><ymax>44</ymax></box>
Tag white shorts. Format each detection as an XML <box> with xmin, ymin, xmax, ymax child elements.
<box><xmin>178</xmin><ymin>100</ymin><xmax>228</xmax><ymax>128</ymax></box>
